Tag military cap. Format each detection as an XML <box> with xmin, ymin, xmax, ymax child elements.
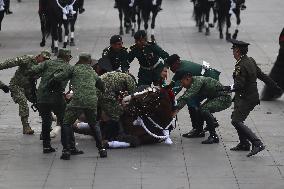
<box><xmin>110</xmin><ymin>35</ymin><xmax>122</xmax><ymax>44</ymax></box>
<box><xmin>97</xmin><ymin>57</ymin><xmax>113</xmax><ymax>72</ymax></box>
<box><xmin>165</xmin><ymin>54</ymin><xmax>180</xmax><ymax>67</ymax></box>
<box><xmin>58</xmin><ymin>48</ymin><xmax>71</xmax><ymax>57</ymax></box>
<box><xmin>173</xmin><ymin>70</ymin><xmax>192</xmax><ymax>81</ymax></box>
<box><xmin>79</xmin><ymin>53</ymin><xmax>92</xmax><ymax>62</ymax></box>
<box><xmin>134</xmin><ymin>30</ymin><xmax>147</xmax><ymax>40</ymax></box>
<box><xmin>230</xmin><ymin>39</ymin><xmax>250</xmax><ymax>49</ymax></box>
<box><xmin>40</xmin><ymin>50</ymin><xmax>51</xmax><ymax>59</ymax></box>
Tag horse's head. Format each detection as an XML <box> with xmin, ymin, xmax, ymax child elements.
<box><xmin>123</xmin><ymin>86</ymin><xmax>171</xmax><ymax>117</ymax></box>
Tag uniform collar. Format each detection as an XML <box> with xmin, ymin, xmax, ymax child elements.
<box><xmin>236</xmin><ymin>55</ymin><xmax>246</xmax><ymax>65</ymax></box>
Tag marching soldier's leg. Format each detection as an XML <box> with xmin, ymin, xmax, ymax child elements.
<box><xmin>10</xmin><ymin>85</ymin><xmax>34</xmax><ymax>135</ymax></box>
<box><xmin>85</xmin><ymin>109</ymin><xmax>107</xmax><ymax>158</ymax></box>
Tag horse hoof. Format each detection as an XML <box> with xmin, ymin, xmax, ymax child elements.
<box><xmin>40</xmin><ymin>41</ymin><xmax>45</xmax><ymax>47</ymax></box>
<box><xmin>63</xmin><ymin>42</ymin><xmax>67</xmax><ymax>48</ymax></box>
<box><xmin>151</xmin><ymin>35</ymin><xmax>155</xmax><ymax>42</ymax></box>
<box><xmin>54</xmin><ymin>47</ymin><xmax>58</xmax><ymax>56</ymax></box>
<box><xmin>131</xmin><ymin>29</ymin><xmax>135</xmax><ymax>37</ymax></box>
<box><xmin>220</xmin><ymin>33</ymin><xmax>223</xmax><ymax>39</ymax></box>
<box><xmin>119</xmin><ymin>30</ymin><xmax>124</xmax><ymax>35</ymax></box>
<box><xmin>198</xmin><ymin>26</ymin><xmax>202</xmax><ymax>33</ymax></box>
<box><xmin>205</xmin><ymin>28</ymin><xmax>210</xmax><ymax>36</ymax></box>
<box><xmin>232</xmin><ymin>29</ymin><xmax>238</xmax><ymax>40</ymax></box>
<box><xmin>226</xmin><ymin>33</ymin><xmax>231</xmax><ymax>41</ymax></box>
<box><xmin>209</xmin><ymin>23</ymin><xmax>214</xmax><ymax>28</ymax></box>
<box><xmin>70</xmin><ymin>41</ymin><xmax>75</xmax><ymax>46</ymax></box>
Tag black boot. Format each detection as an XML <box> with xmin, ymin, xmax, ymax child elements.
<box><xmin>184</xmin><ymin>107</ymin><xmax>204</xmax><ymax>138</ymax></box>
<box><xmin>99</xmin><ymin>148</ymin><xmax>107</xmax><ymax>158</ymax></box>
<box><xmin>70</xmin><ymin>148</ymin><xmax>84</xmax><ymax>155</ymax></box>
<box><xmin>43</xmin><ymin>141</ymin><xmax>56</xmax><ymax>153</ymax></box>
<box><xmin>60</xmin><ymin>149</ymin><xmax>71</xmax><ymax>160</ymax></box>
<box><xmin>182</xmin><ymin>129</ymin><xmax>205</xmax><ymax>138</ymax></box>
<box><xmin>202</xmin><ymin>133</ymin><xmax>219</xmax><ymax>144</ymax></box>
<box><xmin>230</xmin><ymin>143</ymin><xmax>250</xmax><ymax>151</ymax></box>
<box><xmin>247</xmin><ymin>144</ymin><xmax>265</xmax><ymax>157</ymax></box>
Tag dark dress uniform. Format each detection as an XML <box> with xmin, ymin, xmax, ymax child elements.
<box><xmin>102</xmin><ymin>46</ymin><xmax>129</xmax><ymax>72</ymax></box>
<box><xmin>128</xmin><ymin>41</ymin><xmax>169</xmax><ymax>86</ymax></box>
<box><xmin>230</xmin><ymin>40</ymin><xmax>282</xmax><ymax>157</ymax></box>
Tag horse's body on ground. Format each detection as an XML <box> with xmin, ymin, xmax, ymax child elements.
<box><xmin>73</xmin><ymin>87</ymin><xmax>175</xmax><ymax>146</ymax></box>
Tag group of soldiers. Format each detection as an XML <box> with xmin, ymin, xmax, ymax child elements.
<box><xmin>1</xmin><ymin>29</ymin><xmax>283</xmax><ymax>159</ymax></box>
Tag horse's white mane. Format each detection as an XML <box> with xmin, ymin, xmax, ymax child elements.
<box><xmin>122</xmin><ymin>86</ymin><xmax>160</xmax><ymax>104</ymax></box>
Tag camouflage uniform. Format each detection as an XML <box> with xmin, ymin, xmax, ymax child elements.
<box><xmin>177</xmin><ymin>76</ymin><xmax>232</xmax><ymax>143</ymax></box>
<box><xmin>128</xmin><ymin>41</ymin><xmax>169</xmax><ymax>86</ymax></box>
<box><xmin>53</xmin><ymin>53</ymin><xmax>105</xmax><ymax>154</ymax></box>
<box><xmin>0</xmin><ymin>53</ymin><xmax>50</xmax><ymax>134</ymax></box>
<box><xmin>99</xmin><ymin>71</ymin><xmax>136</xmax><ymax>120</ymax></box>
<box><xmin>102</xmin><ymin>46</ymin><xmax>130</xmax><ymax>72</ymax></box>
<box><xmin>29</xmin><ymin>51</ymin><xmax>69</xmax><ymax>150</ymax></box>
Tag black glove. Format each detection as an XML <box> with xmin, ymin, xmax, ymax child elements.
<box><xmin>241</xmin><ymin>4</ymin><xmax>246</xmax><ymax>10</ymax></box>
<box><xmin>79</xmin><ymin>7</ymin><xmax>85</xmax><ymax>14</ymax></box>
<box><xmin>1</xmin><ymin>85</ymin><xmax>10</xmax><ymax>93</ymax></box>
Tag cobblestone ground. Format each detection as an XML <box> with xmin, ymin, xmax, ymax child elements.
<box><xmin>0</xmin><ymin>0</ymin><xmax>284</xmax><ymax>188</ymax></box>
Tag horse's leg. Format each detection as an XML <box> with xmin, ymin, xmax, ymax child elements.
<box><xmin>130</xmin><ymin>8</ymin><xmax>136</xmax><ymax>36</ymax></box>
<box><xmin>58</xmin><ymin>24</ymin><xmax>63</xmax><ymax>43</ymax></box>
<box><xmin>150</xmin><ymin>10</ymin><xmax>158</xmax><ymax>41</ymax></box>
<box><xmin>225</xmin><ymin>13</ymin><xmax>232</xmax><ymax>41</ymax></box>
<box><xmin>70</xmin><ymin>13</ymin><xmax>77</xmax><ymax>46</ymax></box>
<box><xmin>204</xmin><ymin>2</ymin><xmax>210</xmax><ymax>36</ymax></box>
<box><xmin>39</xmin><ymin>12</ymin><xmax>46</xmax><ymax>47</ymax></box>
<box><xmin>137</xmin><ymin>8</ymin><xmax>142</xmax><ymax>30</ymax></box>
<box><xmin>124</xmin><ymin>7</ymin><xmax>131</xmax><ymax>34</ymax></box>
<box><xmin>232</xmin><ymin>7</ymin><xmax>241</xmax><ymax>39</ymax></box>
<box><xmin>142</xmin><ymin>9</ymin><xmax>150</xmax><ymax>33</ymax></box>
<box><xmin>51</xmin><ymin>22</ymin><xmax>59</xmax><ymax>55</ymax></box>
<box><xmin>119</xmin><ymin>8</ymin><xmax>124</xmax><ymax>35</ymax></box>
<box><xmin>217</xmin><ymin>11</ymin><xmax>223</xmax><ymax>39</ymax></box>
<box><xmin>63</xmin><ymin>20</ymin><xmax>69</xmax><ymax>48</ymax></box>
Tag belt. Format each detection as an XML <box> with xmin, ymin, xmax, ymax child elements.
<box><xmin>140</xmin><ymin>58</ymin><xmax>164</xmax><ymax>71</ymax></box>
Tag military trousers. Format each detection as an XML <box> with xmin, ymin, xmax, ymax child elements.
<box><xmin>137</xmin><ymin>67</ymin><xmax>161</xmax><ymax>86</ymax></box>
<box><xmin>38</xmin><ymin>100</ymin><xmax>66</xmax><ymax>147</ymax></box>
<box><xmin>200</xmin><ymin>95</ymin><xmax>232</xmax><ymax>133</ymax></box>
<box><xmin>231</xmin><ymin>98</ymin><xmax>262</xmax><ymax>145</ymax></box>
<box><xmin>62</xmin><ymin>106</ymin><xmax>103</xmax><ymax>150</ymax></box>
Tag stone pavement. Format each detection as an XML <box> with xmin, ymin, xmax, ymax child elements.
<box><xmin>1</xmin><ymin>0</ymin><xmax>284</xmax><ymax>188</ymax></box>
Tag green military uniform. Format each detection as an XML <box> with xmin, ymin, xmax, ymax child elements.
<box><xmin>99</xmin><ymin>71</ymin><xmax>136</xmax><ymax>121</ymax></box>
<box><xmin>0</xmin><ymin>54</ymin><xmax>47</xmax><ymax>134</ymax></box>
<box><xmin>231</xmin><ymin>54</ymin><xmax>280</xmax><ymax>151</ymax></box>
<box><xmin>177</xmin><ymin>76</ymin><xmax>231</xmax><ymax>114</ymax></box>
<box><xmin>98</xmin><ymin>71</ymin><xmax>136</xmax><ymax>140</ymax></box>
<box><xmin>102</xmin><ymin>46</ymin><xmax>129</xmax><ymax>72</ymax></box>
<box><xmin>29</xmin><ymin>51</ymin><xmax>69</xmax><ymax>150</ymax></box>
<box><xmin>52</xmin><ymin>53</ymin><xmax>106</xmax><ymax>157</ymax></box>
<box><xmin>170</xmin><ymin>59</ymin><xmax>221</xmax><ymax>137</ymax></box>
<box><xmin>128</xmin><ymin>41</ymin><xmax>169</xmax><ymax>86</ymax></box>
<box><xmin>176</xmin><ymin>75</ymin><xmax>232</xmax><ymax>143</ymax></box>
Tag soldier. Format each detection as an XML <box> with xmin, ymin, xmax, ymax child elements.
<box><xmin>0</xmin><ymin>51</ymin><xmax>51</xmax><ymax>134</ymax></box>
<box><xmin>165</xmin><ymin>54</ymin><xmax>221</xmax><ymax>138</ymax></box>
<box><xmin>128</xmin><ymin>30</ymin><xmax>169</xmax><ymax>86</ymax></box>
<box><xmin>51</xmin><ymin>53</ymin><xmax>107</xmax><ymax>160</ymax></box>
<box><xmin>172</xmin><ymin>72</ymin><xmax>232</xmax><ymax>144</ymax></box>
<box><xmin>228</xmin><ymin>39</ymin><xmax>282</xmax><ymax>157</ymax></box>
<box><xmin>0</xmin><ymin>80</ymin><xmax>9</xmax><ymax>93</ymax></box>
<box><xmin>98</xmin><ymin>71</ymin><xmax>137</xmax><ymax>142</ymax></box>
<box><xmin>29</xmin><ymin>49</ymin><xmax>70</xmax><ymax>154</ymax></box>
<box><xmin>102</xmin><ymin>35</ymin><xmax>130</xmax><ymax>72</ymax></box>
